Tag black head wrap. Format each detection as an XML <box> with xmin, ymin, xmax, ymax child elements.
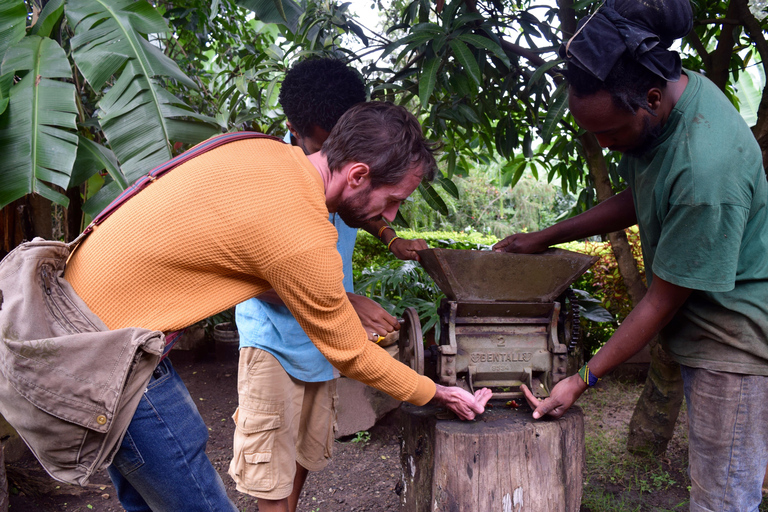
<box><xmin>559</xmin><ymin>0</ymin><xmax>693</xmax><ymax>82</ymax></box>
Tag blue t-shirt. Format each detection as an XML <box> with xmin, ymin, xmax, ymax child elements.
<box><xmin>236</xmin><ymin>211</ymin><xmax>358</xmax><ymax>382</ymax></box>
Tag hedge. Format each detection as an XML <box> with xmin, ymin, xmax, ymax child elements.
<box><xmin>353</xmin><ymin>229</ymin><xmax>498</xmax><ymax>275</ymax></box>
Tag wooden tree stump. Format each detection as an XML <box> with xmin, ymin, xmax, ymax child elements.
<box><xmin>398</xmin><ymin>402</ymin><xmax>584</xmax><ymax>512</ymax></box>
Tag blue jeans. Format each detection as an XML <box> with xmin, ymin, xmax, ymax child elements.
<box><xmin>107</xmin><ymin>358</ymin><xmax>238</xmax><ymax>512</ymax></box>
<box><xmin>682</xmin><ymin>365</ymin><xmax>768</xmax><ymax>512</ymax></box>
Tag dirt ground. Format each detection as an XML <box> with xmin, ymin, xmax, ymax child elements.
<box><xmin>5</xmin><ymin>346</ymin><xmax>764</xmax><ymax>512</ymax></box>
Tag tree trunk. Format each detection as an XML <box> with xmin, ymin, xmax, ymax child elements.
<box><xmin>706</xmin><ymin>0</ymin><xmax>741</xmax><ymax>92</ymax></box>
<box><xmin>65</xmin><ymin>185</ymin><xmax>83</xmax><ymax>242</ymax></box>
<box><xmin>580</xmin><ymin>133</ymin><xmax>646</xmax><ymax>304</ymax></box>
<box><xmin>398</xmin><ymin>403</ymin><xmax>584</xmax><ymax>512</ymax></box>
<box><xmin>1</xmin><ymin>194</ymin><xmax>55</xmax><ymax>259</ymax></box>
<box><xmin>0</xmin><ymin>199</ymin><xmax>24</xmax><ymax>259</ymax></box>
<box><xmin>0</xmin><ymin>444</ymin><xmax>7</xmax><ymax>512</ymax></box>
<box><xmin>580</xmin><ymin>132</ymin><xmax>684</xmax><ymax>454</ymax></box>
<box><xmin>730</xmin><ymin>0</ymin><xmax>768</xmax><ymax>171</ymax></box>
<box><xmin>626</xmin><ymin>340</ymin><xmax>685</xmax><ymax>454</ymax></box>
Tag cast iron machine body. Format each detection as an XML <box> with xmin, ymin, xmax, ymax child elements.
<box><xmin>398</xmin><ymin>248</ymin><xmax>598</xmax><ymax>399</ymax></box>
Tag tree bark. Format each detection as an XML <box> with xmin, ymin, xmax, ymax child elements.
<box><xmin>398</xmin><ymin>403</ymin><xmax>584</xmax><ymax>512</ymax></box>
<box><xmin>0</xmin><ymin>199</ymin><xmax>24</xmax><ymax>260</ymax></box>
<box><xmin>0</xmin><ymin>194</ymin><xmax>54</xmax><ymax>258</ymax></box>
<box><xmin>65</xmin><ymin>185</ymin><xmax>83</xmax><ymax>241</ymax></box>
<box><xmin>580</xmin><ymin>133</ymin><xmax>646</xmax><ymax>304</ymax></box>
<box><xmin>706</xmin><ymin>0</ymin><xmax>741</xmax><ymax>92</ymax></box>
<box><xmin>729</xmin><ymin>0</ymin><xmax>768</xmax><ymax>170</ymax></box>
<box><xmin>0</xmin><ymin>444</ymin><xmax>7</xmax><ymax>512</ymax></box>
<box><xmin>626</xmin><ymin>339</ymin><xmax>685</xmax><ymax>454</ymax></box>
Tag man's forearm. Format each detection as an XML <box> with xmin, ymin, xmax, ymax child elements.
<box><xmin>542</xmin><ymin>189</ymin><xmax>638</xmax><ymax>245</ymax></box>
<box><xmin>362</xmin><ymin>219</ymin><xmax>393</xmax><ymax>243</ymax></box>
<box><xmin>587</xmin><ymin>274</ymin><xmax>691</xmax><ymax>378</ymax></box>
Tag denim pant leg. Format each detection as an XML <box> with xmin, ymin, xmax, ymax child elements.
<box><xmin>682</xmin><ymin>365</ymin><xmax>768</xmax><ymax>512</ymax></box>
<box><xmin>107</xmin><ymin>358</ymin><xmax>237</xmax><ymax>512</ymax></box>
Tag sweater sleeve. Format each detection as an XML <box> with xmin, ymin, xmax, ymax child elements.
<box><xmin>264</xmin><ymin>246</ymin><xmax>436</xmax><ymax>405</ymax></box>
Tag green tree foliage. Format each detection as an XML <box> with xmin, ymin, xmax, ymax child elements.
<box><xmin>0</xmin><ymin>0</ymin><xmax>225</xmax><ymax>217</ymax></box>
<box><xmin>1</xmin><ymin>0</ymin><xmax>766</xmax><ymax>225</ymax></box>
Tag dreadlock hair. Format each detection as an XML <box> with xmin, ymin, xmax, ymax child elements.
<box><xmin>563</xmin><ymin>51</ymin><xmax>667</xmax><ymax>115</ymax></box>
<box><xmin>278</xmin><ymin>58</ymin><xmax>367</xmax><ymax>138</ymax></box>
<box><xmin>323</xmin><ymin>101</ymin><xmax>439</xmax><ymax>188</ymax></box>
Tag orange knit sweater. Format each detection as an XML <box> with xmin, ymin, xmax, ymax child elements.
<box><xmin>65</xmin><ymin>138</ymin><xmax>435</xmax><ymax>406</ymax></box>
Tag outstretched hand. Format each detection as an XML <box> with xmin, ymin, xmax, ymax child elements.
<box><xmin>492</xmin><ymin>231</ymin><xmax>549</xmax><ymax>254</ymax></box>
<box><xmin>432</xmin><ymin>385</ymin><xmax>493</xmax><ymax>420</ymax></box>
<box><xmin>389</xmin><ymin>237</ymin><xmax>428</xmax><ymax>261</ymax></box>
<box><xmin>521</xmin><ymin>374</ymin><xmax>588</xmax><ymax>419</ymax></box>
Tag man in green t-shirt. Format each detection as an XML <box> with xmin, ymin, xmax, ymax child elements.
<box><xmin>494</xmin><ymin>0</ymin><xmax>768</xmax><ymax>510</ymax></box>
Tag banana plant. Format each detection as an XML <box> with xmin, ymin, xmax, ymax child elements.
<box><xmin>0</xmin><ymin>0</ymin><xmax>220</xmax><ymax>216</ymax></box>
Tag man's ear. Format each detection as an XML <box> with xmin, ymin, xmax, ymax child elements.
<box><xmin>346</xmin><ymin>162</ymin><xmax>371</xmax><ymax>189</ymax></box>
<box><xmin>286</xmin><ymin>121</ymin><xmax>299</xmax><ymax>138</ymax></box>
<box><xmin>647</xmin><ymin>88</ymin><xmax>663</xmax><ymax>112</ymax></box>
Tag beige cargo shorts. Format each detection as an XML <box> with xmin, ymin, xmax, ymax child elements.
<box><xmin>228</xmin><ymin>347</ymin><xmax>337</xmax><ymax>500</ymax></box>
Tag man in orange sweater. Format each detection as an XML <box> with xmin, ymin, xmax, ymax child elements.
<box><xmin>65</xmin><ymin>101</ymin><xmax>491</xmax><ymax>512</ymax></box>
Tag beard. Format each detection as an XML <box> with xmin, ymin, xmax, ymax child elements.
<box><xmin>336</xmin><ymin>187</ymin><xmax>379</xmax><ymax>228</ymax></box>
<box><xmin>624</xmin><ymin>116</ymin><xmax>664</xmax><ymax>157</ymax></box>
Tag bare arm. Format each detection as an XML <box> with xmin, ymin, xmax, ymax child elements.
<box><xmin>522</xmin><ymin>274</ymin><xmax>692</xmax><ymax>419</ymax></box>
<box><xmin>346</xmin><ymin>293</ymin><xmax>400</xmax><ymax>340</ymax></box>
<box><xmin>362</xmin><ymin>219</ymin><xmax>428</xmax><ymax>261</ymax></box>
<box><xmin>494</xmin><ymin>189</ymin><xmax>638</xmax><ymax>253</ymax></box>
<box><xmin>257</xmin><ymin>290</ymin><xmax>400</xmax><ymax>341</ymax></box>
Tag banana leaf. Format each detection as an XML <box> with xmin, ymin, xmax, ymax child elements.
<box><xmin>0</xmin><ymin>35</ymin><xmax>77</xmax><ymax>208</ymax></box>
<box><xmin>0</xmin><ymin>0</ymin><xmax>26</xmax><ymax>57</ymax></box>
<box><xmin>67</xmin><ymin>0</ymin><xmax>218</xmax><ymax>184</ymax></box>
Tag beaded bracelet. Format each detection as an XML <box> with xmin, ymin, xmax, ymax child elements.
<box><xmin>377</xmin><ymin>225</ymin><xmax>394</xmax><ymax>239</ymax></box>
<box><xmin>386</xmin><ymin>235</ymin><xmax>401</xmax><ymax>250</ymax></box>
<box><xmin>578</xmin><ymin>363</ymin><xmax>599</xmax><ymax>387</ymax></box>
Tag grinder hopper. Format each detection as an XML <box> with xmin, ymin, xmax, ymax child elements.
<box><xmin>416</xmin><ymin>248</ymin><xmax>597</xmax><ymax>302</ymax></box>
<box><xmin>398</xmin><ymin>248</ymin><xmax>598</xmax><ymax>398</ymax></box>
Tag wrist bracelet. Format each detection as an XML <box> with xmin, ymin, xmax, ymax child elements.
<box><xmin>387</xmin><ymin>235</ymin><xmax>401</xmax><ymax>250</ymax></box>
<box><xmin>377</xmin><ymin>225</ymin><xmax>394</xmax><ymax>239</ymax></box>
<box><xmin>578</xmin><ymin>363</ymin><xmax>599</xmax><ymax>387</ymax></box>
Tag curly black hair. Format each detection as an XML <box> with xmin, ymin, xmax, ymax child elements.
<box><xmin>278</xmin><ymin>58</ymin><xmax>367</xmax><ymax>138</ymax></box>
<box><xmin>564</xmin><ymin>51</ymin><xmax>666</xmax><ymax>114</ymax></box>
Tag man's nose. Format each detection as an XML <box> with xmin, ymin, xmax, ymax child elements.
<box><xmin>381</xmin><ymin>203</ymin><xmax>401</xmax><ymax>222</ymax></box>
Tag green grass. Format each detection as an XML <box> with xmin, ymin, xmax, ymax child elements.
<box><xmin>580</xmin><ymin>377</ymin><xmax>690</xmax><ymax>511</ymax></box>
<box><xmin>581</xmin><ymin>376</ymin><xmax>768</xmax><ymax>511</ymax></box>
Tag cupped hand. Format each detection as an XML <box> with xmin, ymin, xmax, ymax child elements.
<box><xmin>347</xmin><ymin>293</ymin><xmax>399</xmax><ymax>341</ymax></box>
<box><xmin>521</xmin><ymin>374</ymin><xmax>588</xmax><ymax>420</ymax></box>
<box><xmin>389</xmin><ymin>237</ymin><xmax>428</xmax><ymax>261</ymax></box>
<box><xmin>492</xmin><ymin>232</ymin><xmax>549</xmax><ymax>254</ymax></box>
<box><xmin>432</xmin><ymin>385</ymin><xmax>493</xmax><ymax>420</ymax></box>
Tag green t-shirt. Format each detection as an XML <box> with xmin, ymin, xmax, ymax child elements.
<box><xmin>619</xmin><ymin>70</ymin><xmax>768</xmax><ymax>375</ymax></box>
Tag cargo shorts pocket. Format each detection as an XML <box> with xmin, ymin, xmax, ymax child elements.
<box><xmin>229</xmin><ymin>404</ymin><xmax>282</xmax><ymax>492</ymax></box>
<box><xmin>326</xmin><ymin>385</ymin><xmax>339</xmax><ymax>459</ymax></box>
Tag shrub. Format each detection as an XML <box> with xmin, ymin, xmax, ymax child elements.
<box><xmin>559</xmin><ymin>227</ymin><xmax>645</xmax><ymax>355</ymax></box>
<box><xmin>352</xmin><ymin>229</ymin><xmax>498</xmax><ymax>282</ymax></box>
<box><xmin>559</xmin><ymin>227</ymin><xmax>645</xmax><ymax>322</ymax></box>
